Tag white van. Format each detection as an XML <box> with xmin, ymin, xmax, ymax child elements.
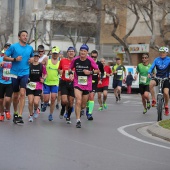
<box><xmin>108</xmin><ymin>65</ymin><xmax>139</xmax><ymax>90</ymax></box>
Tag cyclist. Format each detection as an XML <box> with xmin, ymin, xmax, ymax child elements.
<box><xmin>58</xmin><ymin>47</ymin><xmax>75</xmax><ymax>124</ymax></box>
<box><xmin>135</xmin><ymin>53</ymin><xmax>152</xmax><ymax>114</ymax></box>
<box><xmin>112</xmin><ymin>57</ymin><xmax>126</xmax><ymax>102</ymax></box>
<box><xmin>85</xmin><ymin>50</ymin><xmax>104</xmax><ymax>120</ymax></box>
<box><xmin>4</xmin><ymin>30</ymin><xmax>34</xmax><ymax>124</ymax></box>
<box><xmin>97</xmin><ymin>58</ymin><xmax>112</xmax><ymax>111</ymax></box>
<box><xmin>69</xmin><ymin>44</ymin><xmax>99</xmax><ymax>128</ymax></box>
<box><xmin>41</xmin><ymin>46</ymin><xmax>60</xmax><ymax>121</ymax></box>
<box><xmin>148</xmin><ymin>46</ymin><xmax>170</xmax><ymax>116</ymax></box>
<box><xmin>26</xmin><ymin>52</ymin><xmax>47</xmax><ymax>122</ymax></box>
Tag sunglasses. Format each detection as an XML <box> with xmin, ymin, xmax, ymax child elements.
<box><xmin>38</xmin><ymin>51</ymin><xmax>44</xmax><ymax>53</ymax></box>
<box><xmin>142</xmin><ymin>57</ymin><xmax>148</xmax><ymax>59</ymax></box>
<box><xmin>91</xmin><ymin>56</ymin><xmax>97</xmax><ymax>58</ymax></box>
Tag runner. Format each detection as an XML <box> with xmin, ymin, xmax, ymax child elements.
<box><xmin>148</xmin><ymin>46</ymin><xmax>170</xmax><ymax>115</ymax></box>
<box><xmin>0</xmin><ymin>58</ymin><xmax>13</xmax><ymax>121</ymax></box>
<box><xmin>58</xmin><ymin>47</ymin><xmax>75</xmax><ymax>124</ymax></box>
<box><xmin>4</xmin><ymin>30</ymin><xmax>34</xmax><ymax>124</ymax></box>
<box><xmin>134</xmin><ymin>53</ymin><xmax>152</xmax><ymax>114</ymax></box>
<box><xmin>1</xmin><ymin>43</ymin><xmax>11</xmax><ymax>57</ymax></box>
<box><xmin>86</xmin><ymin>50</ymin><xmax>104</xmax><ymax>120</ymax></box>
<box><xmin>26</xmin><ymin>52</ymin><xmax>47</xmax><ymax>122</ymax></box>
<box><xmin>97</xmin><ymin>58</ymin><xmax>112</xmax><ymax>111</ymax></box>
<box><xmin>112</xmin><ymin>57</ymin><xmax>126</xmax><ymax>102</ymax></box>
<box><xmin>70</xmin><ymin>44</ymin><xmax>99</xmax><ymax>128</ymax></box>
<box><xmin>41</xmin><ymin>46</ymin><xmax>60</xmax><ymax>121</ymax></box>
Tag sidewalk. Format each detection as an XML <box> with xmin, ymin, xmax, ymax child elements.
<box><xmin>147</xmin><ymin>122</ymin><xmax>170</xmax><ymax>142</ymax></box>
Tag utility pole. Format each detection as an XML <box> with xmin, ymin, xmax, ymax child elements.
<box><xmin>13</xmin><ymin>0</ymin><xmax>20</xmax><ymax>43</ymax></box>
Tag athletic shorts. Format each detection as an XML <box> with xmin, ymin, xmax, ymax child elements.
<box><xmin>60</xmin><ymin>79</ymin><xmax>74</xmax><ymax>97</ymax></box>
<box><xmin>89</xmin><ymin>82</ymin><xmax>98</xmax><ymax>93</ymax></box>
<box><xmin>26</xmin><ymin>88</ymin><xmax>42</xmax><ymax>97</ymax></box>
<box><xmin>97</xmin><ymin>86</ymin><xmax>108</xmax><ymax>93</ymax></box>
<box><xmin>112</xmin><ymin>79</ymin><xmax>122</xmax><ymax>89</ymax></box>
<box><xmin>0</xmin><ymin>83</ymin><xmax>13</xmax><ymax>98</ymax></box>
<box><xmin>139</xmin><ymin>84</ymin><xmax>149</xmax><ymax>95</ymax></box>
<box><xmin>152</xmin><ymin>78</ymin><xmax>169</xmax><ymax>89</ymax></box>
<box><xmin>12</xmin><ymin>75</ymin><xmax>29</xmax><ymax>92</ymax></box>
<box><xmin>43</xmin><ymin>84</ymin><xmax>58</xmax><ymax>94</ymax></box>
<box><xmin>74</xmin><ymin>86</ymin><xmax>89</xmax><ymax>95</ymax></box>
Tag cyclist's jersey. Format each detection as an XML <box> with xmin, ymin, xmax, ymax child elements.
<box><xmin>0</xmin><ymin>57</ymin><xmax>12</xmax><ymax>84</ymax></box>
<box><xmin>136</xmin><ymin>63</ymin><xmax>151</xmax><ymax>85</ymax></box>
<box><xmin>148</xmin><ymin>56</ymin><xmax>170</xmax><ymax>78</ymax></box>
<box><xmin>112</xmin><ymin>64</ymin><xmax>126</xmax><ymax>80</ymax></box>
<box><xmin>44</xmin><ymin>59</ymin><xmax>60</xmax><ymax>86</ymax></box>
<box><xmin>58</xmin><ymin>58</ymin><xmax>74</xmax><ymax>82</ymax></box>
<box><xmin>5</xmin><ymin>42</ymin><xmax>34</xmax><ymax>76</ymax></box>
<box><xmin>92</xmin><ymin>60</ymin><xmax>104</xmax><ymax>84</ymax></box>
<box><xmin>70</xmin><ymin>56</ymin><xmax>98</xmax><ymax>91</ymax></box>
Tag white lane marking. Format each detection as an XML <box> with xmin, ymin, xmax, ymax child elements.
<box><xmin>117</xmin><ymin>122</ymin><xmax>170</xmax><ymax>150</ymax></box>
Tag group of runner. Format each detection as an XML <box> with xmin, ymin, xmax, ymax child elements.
<box><xmin>0</xmin><ymin>29</ymin><xmax>169</xmax><ymax>128</ymax></box>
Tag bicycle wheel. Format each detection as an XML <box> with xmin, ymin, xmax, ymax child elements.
<box><xmin>157</xmin><ymin>94</ymin><xmax>163</xmax><ymax>121</ymax></box>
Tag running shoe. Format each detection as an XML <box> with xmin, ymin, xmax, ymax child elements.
<box><xmin>41</xmin><ymin>103</ymin><xmax>44</xmax><ymax>109</ymax></box>
<box><xmin>116</xmin><ymin>97</ymin><xmax>119</xmax><ymax>102</ymax></box>
<box><xmin>98</xmin><ymin>106</ymin><xmax>103</xmax><ymax>111</ymax></box>
<box><xmin>76</xmin><ymin>121</ymin><xmax>81</xmax><ymax>128</ymax></box>
<box><xmin>143</xmin><ymin>108</ymin><xmax>147</xmax><ymax>114</ymax></box>
<box><xmin>103</xmin><ymin>103</ymin><xmax>108</xmax><ymax>109</ymax></box>
<box><xmin>48</xmin><ymin>114</ymin><xmax>53</xmax><ymax>121</ymax></box>
<box><xmin>5</xmin><ymin>111</ymin><xmax>11</xmax><ymax>120</ymax></box>
<box><xmin>56</xmin><ymin>103</ymin><xmax>59</xmax><ymax>109</ymax></box>
<box><xmin>0</xmin><ymin>115</ymin><xmax>4</xmax><ymax>121</ymax></box>
<box><xmin>13</xmin><ymin>114</ymin><xmax>18</xmax><ymax>124</ymax></box>
<box><xmin>41</xmin><ymin>104</ymin><xmax>47</xmax><ymax>112</ymax></box>
<box><xmin>118</xmin><ymin>94</ymin><xmax>121</xmax><ymax>101</ymax></box>
<box><xmin>80</xmin><ymin>110</ymin><xmax>84</xmax><ymax>117</ymax></box>
<box><xmin>165</xmin><ymin>106</ymin><xmax>169</xmax><ymax>116</ymax></box>
<box><xmin>147</xmin><ymin>102</ymin><xmax>151</xmax><ymax>110</ymax></box>
<box><xmin>87</xmin><ymin>114</ymin><xmax>93</xmax><ymax>121</ymax></box>
<box><xmin>64</xmin><ymin>113</ymin><xmax>68</xmax><ymax>118</ymax></box>
<box><xmin>66</xmin><ymin>117</ymin><xmax>71</xmax><ymax>124</ymax></box>
<box><xmin>152</xmin><ymin>100</ymin><xmax>156</xmax><ymax>107</ymax></box>
<box><xmin>33</xmin><ymin>110</ymin><xmax>39</xmax><ymax>119</ymax></box>
<box><xmin>16</xmin><ymin>116</ymin><xmax>24</xmax><ymax>125</ymax></box>
<box><xmin>59</xmin><ymin>110</ymin><xmax>64</xmax><ymax>119</ymax></box>
<box><xmin>29</xmin><ymin>116</ymin><xmax>33</xmax><ymax>122</ymax></box>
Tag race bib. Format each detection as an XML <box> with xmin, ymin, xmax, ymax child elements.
<box><xmin>78</xmin><ymin>76</ymin><xmax>87</xmax><ymax>85</ymax></box>
<box><xmin>65</xmin><ymin>70</ymin><xmax>74</xmax><ymax>79</ymax></box>
<box><xmin>117</xmin><ymin>70</ymin><xmax>123</xmax><ymax>75</ymax></box>
<box><xmin>27</xmin><ymin>82</ymin><xmax>37</xmax><ymax>90</ymax></box>
<box><xmin>140</xmin><ymin>76</ymin><xmax>147</xmax><ymax>83</ymax></box>
<box><xmin>3</xmin><ymin>68</ymin><xmax>17</xmax><ymax>79</ymax></box>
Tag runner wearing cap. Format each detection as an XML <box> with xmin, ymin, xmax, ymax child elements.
<box><xmin>70</xmin><ymin>44</ymin><xmax>99</xmax><ymax>128</ymax></box>
<box><xmin>41</xmin><ymin>46</ymin><xmax>60</xmax><ymax>121</ymax></box>
<box><xmin>26</xmin><ymin>52</ymin><xmax>47</xmax><ymax>122</ymax></box>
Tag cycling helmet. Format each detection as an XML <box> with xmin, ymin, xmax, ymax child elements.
<box><xmin>159</xmin><ymin>46</ymin><xmax>169</xmax><ymax>53</ymax></box>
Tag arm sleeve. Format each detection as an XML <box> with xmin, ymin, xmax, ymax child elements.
<box><xmin>148</xmin><ymin>59</ymin><xmax>156</xmax><ymax>74</ymax></box>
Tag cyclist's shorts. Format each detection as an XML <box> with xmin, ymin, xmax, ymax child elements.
<box><xmin>97</xmin><ymin>86</ymin><xmax>108</xmax><ymax>93</ymax></box>
<box><xmin>43</xmin><ymin>84</ymin><xmax>58</xmax><ymax>94</ymax></box>
<box><xmin>0</xmin><ymin>83</ymin><xmax>13</xmax><ymax>98</ymax></box>
<box><xmin>139</xmin><ymin>84</ymin><xmax>149</xmax><ymax>95</ymax></box>
<box><xmin>12</xmin><ymin>75</ymin><xmax>29</xmax><ymax>92</ymax></box>
<box><xmin>152</xmin><ymin>78</ymin><xmax>169</xmax><ymax>89</ymax></box>
<box><xmin>112</xmin><ymin>80</ymin><xmax>122</xmax><ymax>89</ymax></box>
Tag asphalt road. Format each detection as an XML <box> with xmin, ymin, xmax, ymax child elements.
<box><xmin>0</xmin><ymin>93</ymin><xmax>170</xmax><ymax>170</ymax></box>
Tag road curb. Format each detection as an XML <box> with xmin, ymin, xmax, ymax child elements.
<box><xmin>147</xmin><ymin>122</ymin><xmax>170</xmax><ymax>142</ymax></box>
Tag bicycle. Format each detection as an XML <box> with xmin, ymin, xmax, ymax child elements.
<box><xmin>155</xmin><ymin>77</ymin><xmax>168</xmax><ymax>121</ymax></box>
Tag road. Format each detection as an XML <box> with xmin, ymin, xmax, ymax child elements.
<box><xmin>0</xmin><ymin>93</ymin><xmax>170</xmax><ymax>170</ymax></box>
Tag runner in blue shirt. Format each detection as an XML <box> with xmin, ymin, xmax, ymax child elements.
<box><xmin>4</xmin><ymin>30</ymin><xmax>34</xmax><ymax>124</ymax></box>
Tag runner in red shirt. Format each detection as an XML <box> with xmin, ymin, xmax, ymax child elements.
<box><xmin>97</xmin><ymin>58</ymin><xmax>112</xmax><ymax>110</ymax></box>
<box><xmin>58</xmin><ymin>47</ymin><xmax>76</xmax><ymax>124</ymax></box>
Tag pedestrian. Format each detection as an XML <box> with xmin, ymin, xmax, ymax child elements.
<box><xmin>41</xmin><ymin>46</ymin><xmax>60</xmax><ymax>121</ymax></box>
<box><xmin>69</xmin><ymin>44</ymin><xmax>99</xmax><ymax>128</ymax></box>
<box><xmin>97</xmin><ymin>58</ymin><xmax>112</xmax><ymax>110</ymax></box>
<box><xmin>4</xmin><ymin>30</ymin><xmax>34</xmax><ymax>124</ymax></box>
<box><xmin>112</xmin><ymin>57</ymin><xmax>126</xmax><ymax>102</ymax></box>
<box><xmin>26</xmin><ymin>52</ymin><xmax>47</xmax><ymax>122</ymax></box>
<box><xmin>125</xmin><ymin>72</ymin><xmax>134</xmax><ymax>94</ymax></box>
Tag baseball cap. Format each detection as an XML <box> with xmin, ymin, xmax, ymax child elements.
<box><xmin>67</xmin><ymin>46</ymin><xmax>76</xmax><ymax>52</ymax></box>
<box><xmin>34</xmin><ymin>52</ymin><xmax>40</xmax><ymax>57</ymax></box>
<box><xmin>52</xmin><ymin>46</ymin><xmax>60</xmax><ymax>54</ymax></box>
<box><xmin>80</xmin><ymin>44</ymin><xmax>89</xmax><ymax>51</ymax></box>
